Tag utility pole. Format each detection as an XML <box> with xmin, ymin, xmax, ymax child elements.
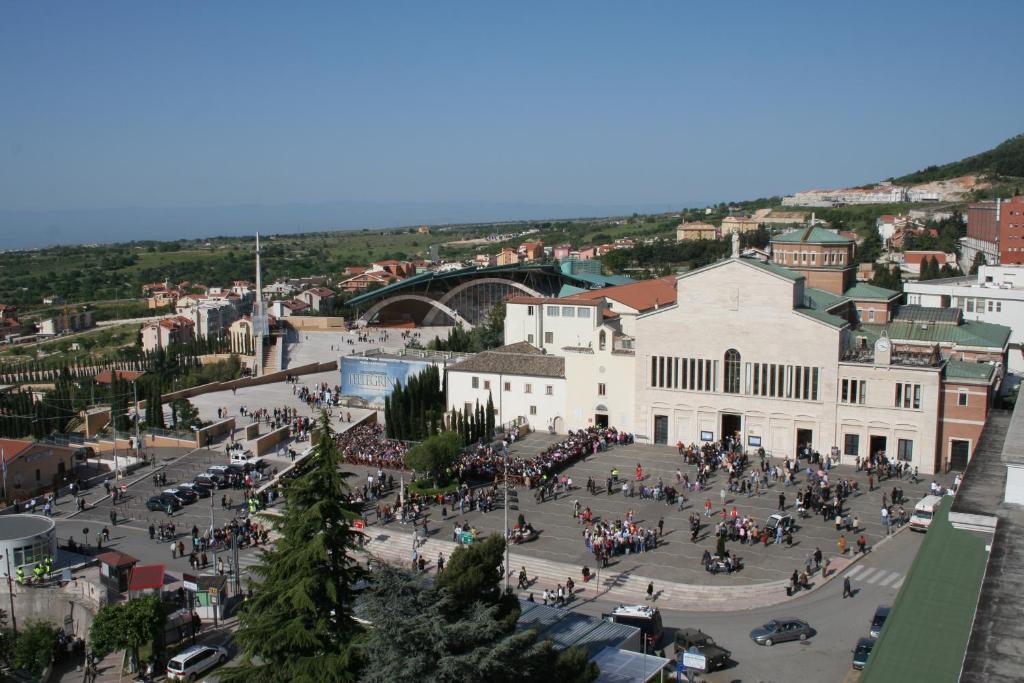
<box><xmin>210</xmin><ymin>488</ymin><xmax>217</xmax><ymax>585</ymax></box>
<box><xmin>4</xmin><ymin>552</ymin><xmax>17</xmax><ymax>635</ymax></box>
<box><xmin>133</xmin><ymin>380</ymin><xmax>141</xmax><ymax>451</ymax></box>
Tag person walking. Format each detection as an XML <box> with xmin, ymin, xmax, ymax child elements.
<box><xmin>843</xmin><ymin>575</ymin><xmax>853</xmax><ymax>599</ymax></box>
<box><xmin>646</xmin><ymin>581</ymin><xmax>654</xmax><ymax>601</ymax></box>
<box><xmin>778</xmin><ymin>492</ymin><xmax>786</xmax><ymax>511</ymax></box>
<box><xmin>838</xmin><ymin>534</ymin><xmax>847</xmax><ymax>555</ymax></box>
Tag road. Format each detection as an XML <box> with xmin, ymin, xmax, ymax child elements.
<box><xmin>570</xmin><ymin>529</ymin><xmax>923</xmax><ymax>683</ymax></box>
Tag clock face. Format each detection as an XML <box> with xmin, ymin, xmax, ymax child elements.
<box><xmin>875</xmin><ymin>338</ymin><xmax>891</xmax><ymax>353</ymax></box>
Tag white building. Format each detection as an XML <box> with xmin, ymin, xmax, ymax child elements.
<box><xmin>905</xmin><ymin>264</ymin><xmax>1024</xmax><ymax>374</ymax></box>
<box><xmin>481</xmin><ymin>239</ymin><xmax>1009</xmax><ymax>474</ymax></box>
<box><xmin>445</xmin><ymin>342</ymin><xmax>567</xmax><ymax>431</ymax></box>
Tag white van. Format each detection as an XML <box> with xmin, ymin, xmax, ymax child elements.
<box><xmin>909</xmin><ymin>495</ymin><xmax>942</xmax><ymax>532</ymax></box>
<box><xmin>166</xmin><ymin>644</ymin><xmax>228</xmax><ymax>681</ymax></box>
<box><xmin>229</xmin><ymin>450</ymin><xmax>264</xmax><ymax>468</ymax></box>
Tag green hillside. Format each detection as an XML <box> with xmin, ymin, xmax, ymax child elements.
<box><xmin>894</xmin><ymin>133</ymin><xmax>1024</xmax><ymax>184</ymax></box>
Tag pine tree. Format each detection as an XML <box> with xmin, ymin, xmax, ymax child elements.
<box><xmin>222</xmin><ymin>414</ymin><xmax>365</xmax><ymax>683</ymax></box>
<box><xmin>486</xmin><ymin>393</ymin><xmax>495</xmax><ymax>441</ymax></box>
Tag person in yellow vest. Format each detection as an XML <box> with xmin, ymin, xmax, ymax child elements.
<box><xmin>15</xmin><ymin>566</ymin><xmax>25</xmax><ymax>585</ymax></box>
<box><xmin>32</xmin><ymin>563</ymin><xmax>44</xmax><ymax>582</ymax></box>
<box><xmin>43</xmin><ymin>556</ymin><xmax>52</xmax><ymax>578</ymax></box>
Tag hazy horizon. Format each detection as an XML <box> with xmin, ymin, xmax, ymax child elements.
<box><xmin>3</xmin><ymin>2</ymin><xmax>1023</xmax><ymax>249</ymax></box>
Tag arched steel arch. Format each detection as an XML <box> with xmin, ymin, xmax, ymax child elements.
<box><xmin>422</xmin><ymin>277</ymin><xmax>543</xmax><ymax>326</ymax></box>
<box><xmin>356</xmin><ymin>294</ymin><xmax>473</xmax><ymax>329</ymax></box>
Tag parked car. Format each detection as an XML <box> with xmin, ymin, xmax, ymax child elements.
<box><xmin>164</xmin><ymin>488</ymin><xmax>198</xmax><ymax>505</ymax></box>
<box><xmin>673</xmin><ymin>628</ymin><xmax>731</xmax><ymax>671</ymax></box>
<box><xmin>177</xmin><ymin>482</ymin><xmax>210</xmax><ymax>499</ymax></box>
<box><xmin>146</xmin><ymin>495</ymin><xmax>180</xmax><ymax>513</ymax></box>
<box><xmin>852</xmin><ymin>637</ymin><xmax>876</xmax><ymax>670</ymax></box>
<box><xmin>194</xmin><ymin>473</ymin><xmax>226</xmax><ymax>489</ymax></box>
<box><xmin>749</xmin><ymin>618</ymin><xmax>812</xmax><ymax>646</ymax></box>
<box><xmin>166</xmin><ymin>644</ymin><xmax>229</xmax><ymax>681</ymax></box>
<box><xmin>869</xmin><ymin>605</ymin><xmax>891</xmax><ymax>638</ymax></box>
<box><xmin>765</xmin><ymin>513</ymin><xmax>796</xmax><ymax>534</ymax></box>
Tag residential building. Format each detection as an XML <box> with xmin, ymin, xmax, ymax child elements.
<box><xmin>42</xmin><ymin>295</ymin><xmax>64</xmax><ymax>305</ymax></box>
<box><xmin>721</xmin><ymin>215</ymin><xmax>761</xmax><ymax>235</ymax></box>
<box><xmin>903</xmin><ymin>250</ymin><xmax>956</xmax><ymax>275</ymax></box>
<box><xmin>519</xmin><ymin>241</ymin><xmax>545</xmax><ymax>262</ymax></box>
<box><xmin>270</xmin><ymin>299</ymin><xmax>310</xmax><ymax>317</ymax></box>
<box><xmin>553</xmin><ymin>245</ymin><xmax>573</xmax><ymax>260</ymax></box>
<box><xmin>997</xmin><ymin>196</ymin><xmax>1024</xmax><ymax>265</ymax></box>
<box><xmin>676</xmin><ymin>222</ymin><xmax>718</xmax><ymax>241</ymax></box>
<box><xmin>0</xmin><ymin>304</ymin><xmax>18</xmax><ymax>321</ymax></box>
<box><xmin>905</xmin><ymin>264</ymin><xmax>1024</xmax><ymax>374</ymax></box>
<box><xmin>576</xmin><ymin>246</ymin><xmax>598</xmax><ymax>261</ymax></box>
<box><xmin>297</xmin><ymin>286</ymin><xmax>336</xmax><ymax>312</ymax></box>
<box><xmin>147</xmin><ymin>289</ymin><xmax>180</xmax><ymax>309</ymax></box>
<box><xmin>338</xmin><ymin>270</ymin><xmax>393</xmax><ymax>294</ymax></box>
<box><xmin>263</xmin><ymin>281</ymin><xmax>298</xmax><ymax>297</ymax></box>
<box><xmin>0</xmin><ymin>439</ymin><xmax>76</xmax><ymax>498</ymax></box>
<box><xmin>370</xmin><ymin>259</ymin><xmax>415</xmax><ymax>279</ymax></box>
<box><xmin>752</xmin><ymin>209</ymin><xmax>807</xmax><ymax>227</ymax></box>
<box><xmin>141</xmin><ymin>316</ymin><xmax>195</xmax><ymax>352</ymax></box>
<box><xmin>181</xmin><ymin>299</ymin><xmax>239</xmax><ymax>338</ymax></box>
<box><xmin>37</xmin><ymin>310</ymin><xmax>94</xmax><ymax>336</ymax></box>
<box><xmin>474</xmin><ymin>254</ymin><xmax>495</xmax><ymax>267</ymax></box>
<box><xmin>961</xmin><ymin>200</ymin><xmax>1001</xmax><ymax>271</ymax></box>
<box><xmin>497</xmin><ymin>248</ymin><xmax>520</xmax><ymax>266</ymax></box>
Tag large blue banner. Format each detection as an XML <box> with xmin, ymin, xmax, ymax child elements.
<box><xmin>339</xmin><ymin>357</ymin><xmax>432</xmax><ymax>409</ymax></box>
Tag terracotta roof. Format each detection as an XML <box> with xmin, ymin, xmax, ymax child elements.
<box><xmin>0</xmin><ymin>439</ymin><xmax>33</xmax><ymax>464</ymax></box>
<box><xmin>97</xmin><ymin>550</ymin><xmax>138</xmax><ymax>568</ymax></box>
<box><xmin>490</xmin><ymin>341</ymin><xmax>545</xmax><ymax>355</ymax></box>
<box><xmin>94</xmin><ymin>369</ymin><xmax>146</xmax><ymax>384</ymax></box>
<box><xmin>282</xmin><ymin>299</ymin><xmax>310</xmax><ymax>311</ymax></box>
<box><xmin>567</xmin><ymin>276</ymin><xmax>677</xmax><ymax>312</ymax></box>
<box><xmin>448</xmin><ymin>346</ymin><xmax>565</xmax><ymax>378</ymax></box>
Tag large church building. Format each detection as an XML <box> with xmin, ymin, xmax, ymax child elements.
<box><xmin>462</xmin><ymin>229</ymin><xmax>1009</xmax><ymax>474</ymax></box>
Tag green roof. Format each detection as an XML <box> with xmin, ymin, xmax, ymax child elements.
<box><xmin>944</xmin><ymin>359</ymin><xmax>997</xmax><ymax>382</ymax></box>
<box><xmin>805</xmin><ymin>287</ymin><xmax>848</xmax><ymax>311</ymax></box>
<box><xmin>794</xmin><ymin>306</ymin><xmax>848</xmax><ymax>329</ymax></box>
<box><xmin>844</xmin><ymin>282</ymin><xmax>901</xmax><ymax>301</ymax></box>
<box><xmin>741</xmin><ymin>258</ymin><xmax>803</xmax><ymax>282</ymax></box>
<box><xmin>772</xmin><ymin>226</ymin><xmax>854</xmax><ymax>244</ymax></box>
<box><xmin>880</xmin><ymin>319</ymin><xmax>1011</xmax><ymax>349</ymax></box>
<box><xmin>861</xmin><ymin>499</ymin><xmax>988</xmax><ymax>683</ymax></box>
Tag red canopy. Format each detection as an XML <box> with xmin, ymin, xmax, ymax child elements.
<box><xmin>128</xmin><ymin>563</ymin><xmax>166</xmax><ymax>591</ymax></box>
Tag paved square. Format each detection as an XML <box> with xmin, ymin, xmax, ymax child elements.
<box><xmin>351</xmin><ymin>432</ymin><xmax>946</xmax><ymax>586</ymax></box>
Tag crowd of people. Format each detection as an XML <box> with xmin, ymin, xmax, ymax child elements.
<box><xmin>584</xmin><ymin>513</ymin><xmax>661</xmax><ymax>567</ymax></box>
<box><xmin>339</xmin><ymin>423</ymin><xmax>411</xmax><ymax>469</ymax></box>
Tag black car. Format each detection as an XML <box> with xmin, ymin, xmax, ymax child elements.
<box><xmin>869</xmin><ymin>606</ymin><xmax>891</xmax><ymax>638</ymax></box>
<box><xmin>179</xmin><ymin>482</ymin><xmax>211</xmax><ymax>498</ymax></box>
<box><xmin>852</xmin><ymin>637</ymin><xmax>876</xmax><ymax>670</ymax></box>
<box><xmin>146</xmin><ymin>495</ymin><xmax>181</xmax><ymax>512</ymax></box>
<box><xmin>164</xmin><ymin>488</ymin><xmax>198</xmax><ymax>505</ymax></box>
<box><xmin>674</xmin><ymin>628</ymin><xmax>731</xmax><ymax>671</ymax></box>
<box><xmin>195</xmin><ymin>473</ymin><xmax>227</xmax><ymax>489</ymax></box>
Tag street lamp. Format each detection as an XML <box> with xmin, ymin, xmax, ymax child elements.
<box><xmin>2</xmin><ymin>552</ymin><xmax>18</xmax><ymax>635</ymax></box>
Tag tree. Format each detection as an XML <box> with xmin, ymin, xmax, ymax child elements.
<box><xmin>601</xmin><ymin>249</ymin><xmax>631</xmax><ymax>274</ymax></box>
<box><xmin>404</xmin><ymin>431</ymin><xmax>463</xmax><ymax>487</ymax></box>
<box><xmin>970</xmin><ymin>251</ymin><xmax>986</xmax><ymax>275</ymax></box>
<box><xmin>9</xmin><ymin>621</ymin><xmax>58</xmax><ymax>678</ymax></box>
<box><xmin>221</xmin><ymin>413</ymin><xmax>365</xmax><ymax>683</ymax></box>
<box><xmin>170</xmin><ymin>398</ymin><xmax>200</xmax><ymax>429</ymax></box>
<box><xmin>361</xmin><ymin>536</ymin><xmax>598</xmax><ymax>683</ymax></box>
<box><xmin>89</xmin><ymin>595</ymin><xmax>166</xmax><ymax>672</ymax></box>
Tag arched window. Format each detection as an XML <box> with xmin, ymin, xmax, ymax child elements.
<box><xmin>599</xmin><ymin>330</ymin><xmax>607</xmax><ymax>351</ymax></box>
<box><xmin>724</xmin><ymin>349</ymin><xmax>741</xmax><ymax>394</ymax></box>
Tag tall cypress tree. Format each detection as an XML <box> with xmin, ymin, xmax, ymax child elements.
<box><xmin>486</xmin><ymin>393</ymin><xmax>495</xmax><ymax>441</ymax></box>
<box><xmin>221</xmin><ymin>414</ymin><xmax>365</xmax><ymax>683</ymax></box>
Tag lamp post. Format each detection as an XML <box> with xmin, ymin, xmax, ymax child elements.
<box><xmin>3</xmin><ymin>552</ymin><xmax>17</xmax><ymax>635</ymax></box>
<box><xmin>503</xmin><ymin>443</ymin><xmax>510</xmax><ymax>592</ymax></box>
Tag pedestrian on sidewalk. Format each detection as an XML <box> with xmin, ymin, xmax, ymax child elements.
<box><xmin>843</xmin><ymin>575</ymin><xmax>853</xmax><ymax>599</ymax></box>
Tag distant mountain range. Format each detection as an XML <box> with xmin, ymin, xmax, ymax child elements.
<box><xmin>892</xmin><ymin>133</ymin><xmax>1024</xmax><ymax>185</ymax></box>
<box><xmin>0</xmin><ymin>200</ymin><xmax>676</xmax><ymax>250</ymax></box>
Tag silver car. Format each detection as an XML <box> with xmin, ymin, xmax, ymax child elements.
<box><xmin>749</xmin><ymin>618</ymin><xmax>812</xmax><ymax>646</ymax></box>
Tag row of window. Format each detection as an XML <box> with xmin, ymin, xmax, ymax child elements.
<box><xmin>840</xmin><ymin>379</ymin><xmax>925</xmax><ymax>409</ymax></box>
<box><xmin>471</xmin><ymin>377</ymin><xmax>553</xmax><ymax>395</ymax></box>
<box><xmin>650</xmin><ymin>355</ymin><xmax>717</xmax><ymax>392</ymax></box>
<box><xmin>958</xmin><ymin>298</ymin><xmax>1002</xmax><ymax>314</ymax></box>
<box><xmin>776</xmin><ymin>250</ymin><xmax>846</xmax><ymax>266</ymax></box>
<box><xmin>749</xmin><ymin>362</ymin><xmax>820</xmax><ymax>400</ymax></box>
<box><xmin>527</xmin><ymin>305</ymin><xmax>593</xmax><ymax>319</ymax></box>
<box><xmin>843</xmin><ymin>434</ymin><xmax>914</xmax><ymax>460</ymax></box>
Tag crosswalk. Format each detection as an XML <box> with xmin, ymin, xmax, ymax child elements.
<box><xmin>845</xmin><ymin>564</ymin><xmax>905</xmax><ymax>590</ymax></box>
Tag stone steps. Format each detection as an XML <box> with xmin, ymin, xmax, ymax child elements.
<box><xmin>360</xmin><ymin>526</ymin><xmax>801</xmax><ymax>612</ymax></box>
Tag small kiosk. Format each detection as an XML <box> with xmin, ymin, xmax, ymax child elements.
<box><xmin>96</xmin><ymin>550</ymin><xmax>138</xmax><ymax>595</ymax></box>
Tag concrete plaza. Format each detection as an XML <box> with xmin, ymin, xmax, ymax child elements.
<box><xmin>352</xmin><ymin>432</ymin><xmax>947</xmax><ymax>587</ymax></box>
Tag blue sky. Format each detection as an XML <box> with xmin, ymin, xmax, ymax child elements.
<box><xmin>1</xmin><ymin>1</ymin><xmax>1022</xmax><ymax>245</ymax></box>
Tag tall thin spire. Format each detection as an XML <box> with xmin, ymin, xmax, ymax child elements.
<box><xmin>252</xmin><ymin>233</ymin><xmax>268</xmax><ymax>375</ymax></box>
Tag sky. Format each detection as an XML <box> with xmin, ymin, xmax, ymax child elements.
<box><xmin>1</xmin><ymin>1</ymin><xmax>1023</xmax><ymax>247</ymax></box>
